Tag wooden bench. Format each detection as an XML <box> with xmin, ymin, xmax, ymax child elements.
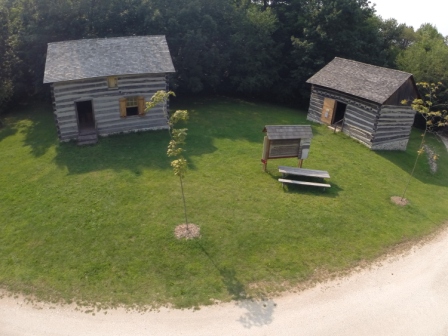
<box><xmin>278</xmin><ymin>166</ymin><xmax>330</xmax><ymax>179</ymax></box>
<box><xmin>278</xmin><ymin>178</ymin><xmax>331</xmax><ymax>189</ymax></box>
<box><xmin>278</xmin><ymin>166</ymin><xmax>331</xmax><ymax>190</ymax></box>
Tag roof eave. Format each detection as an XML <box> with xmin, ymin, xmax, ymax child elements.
<box><xmin>43</xmin><ymin>70</ymin><xmax>175</xmax><ymax>84</ymax></box>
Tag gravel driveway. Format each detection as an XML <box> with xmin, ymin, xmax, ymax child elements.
<box><xmin>2</xmin><ymin>225</ymin><xmax>448</xmax><ymax>336</ymax></box>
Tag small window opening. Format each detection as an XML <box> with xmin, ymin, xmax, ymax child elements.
<box><xmin>107</xmin><ymin>76</ymin><xmax>118</xmax><ymax>89</ymax></box>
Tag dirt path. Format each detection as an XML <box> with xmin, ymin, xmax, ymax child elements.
<box><xmin>2</xmin><ymin>225</ymin><xmax>448</xmax><ymax>336</ymax></box>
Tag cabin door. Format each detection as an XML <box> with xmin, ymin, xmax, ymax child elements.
<box><xmin>76</xmin><ymin>100</ymin><xmax>95</xmax><ymax>134</ymax></box>
<box><xmin>320</xmin><ymin>98</ymin><xmax>336</xmax><ymax>125</ymax></box>
<box><xmin>333</xmin><ymin>102</ymin><xmax>347</xmax><ymax>124</ymax></box>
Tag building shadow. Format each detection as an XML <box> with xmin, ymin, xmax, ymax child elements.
<box><xmin>51</xmin><ymin>127</ymin><xmax>218</xmax><ymax>175</ymax></box>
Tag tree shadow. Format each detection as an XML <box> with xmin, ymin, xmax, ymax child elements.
<box><xmin>236</xmin><ymin>298</ymin><xmax>276</xmax><ymax>329</ymax></box>
<box><xmin>374</xmin><ymin>131</ymin><xmax>448</xmax><ymax>187</ymax></box>
<box><xmin>195</xmin><ymin>241</ymin><xmax>276</xmax><ymax>328</ymax></box>
<box><xmin>7</xmin><ymin>103</ymin><xmax>59</xmax><ymax>157</ymax></box>
<box><xmin>0</xmin><ymin>122</ymin><xmax>17</xmax><ymax>143</ymax></box>
<box><xmin>23</xmin><ymin>118</ymin><xmax>58</xmax><ymax>157</ymax></box>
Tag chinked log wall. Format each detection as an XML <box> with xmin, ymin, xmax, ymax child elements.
<box><xmin>371</xmin><ymin>105</ymin><xmax>415</xmax><ymax>150</ymax></box>
<box><xmin>52</xmin><ymin>73</ymin><xmax>169</xmax><ymax>141</ymax></box>
<box><xmin>307</xmin><ymin>87</ymin><xmax>415</xmax><ymax>150</ymax></box>
<box><xmin>307</xmin><ymin>87</ymin><xmax>380</xmax><ymax>147</ymax></box>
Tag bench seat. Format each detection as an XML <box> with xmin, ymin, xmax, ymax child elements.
<box><xmin>278</xmin><ymin>178</ymin><xmax>331</xmax><ymax>188</ymax></box>
<box><xmin>278</xmin><ymin>166</ymin><xmax>330</xmax><ymax>179</ymax></box>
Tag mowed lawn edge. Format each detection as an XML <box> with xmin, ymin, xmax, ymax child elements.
<box><xmin>0</xmin><ymin>97</ymin><xmax>447</xmax><ymax>308</ymax></box>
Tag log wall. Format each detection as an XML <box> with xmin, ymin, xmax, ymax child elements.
<box><xmin>307</xmin><ymin>86</ymin><xmax>380</xmax><ymax>148</ymax></box>
<box><xmin>307</xmin><ymin>86</ymin><xmax>415</xmax><ymax>151</ymax></box>
<box><xmin>52</xmin><ymin>73</ymin><xmax>169</xmax><ymax>141</ymax></box>
<box><xmin>371</xmin><ymin>105</ymin><xmax>415</xmax><ymax>150</ymax></box>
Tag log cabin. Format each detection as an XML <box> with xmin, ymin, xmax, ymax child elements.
<box><xmin>306</xmin><ymin>57</ymin><xmax>420</xmax><ymax>150</ymax></box>
<box><xmin>43</xmin><ymin>35</ymin><xmax>175</xmax><ymax>144</ymax></box>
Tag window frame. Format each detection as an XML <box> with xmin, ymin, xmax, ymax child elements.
<box><xmin>107</xmin><ymin>76</ymin><xmax>118</xmax><ymax>89</ymax></box>
<box><xmin>119</xmin><ymin>96</ymin><xmax>146</xmax><ymax>118</ymax></box>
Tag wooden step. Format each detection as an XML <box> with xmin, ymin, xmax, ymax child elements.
<box><xmin>77</xmin><ymin>133</ymin><xmax>98</xmax><ymax>146</ymax></box>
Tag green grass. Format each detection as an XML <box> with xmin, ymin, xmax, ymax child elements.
<box><xmin>0</xmin><ymin>97</ymin><xmax>447</xmax><ymax>308</ymax></box>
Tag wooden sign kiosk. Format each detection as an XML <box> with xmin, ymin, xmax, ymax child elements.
<box><xmin>261</xmin><ymin>125</ymin><xmax>313</xmax><ymax>171</ymax></box>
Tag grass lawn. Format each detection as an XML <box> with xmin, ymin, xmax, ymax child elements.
<box><xmin>0</xmin><ymin>96</ymin><xmax>447</xmax><ymax>308</ymax></box>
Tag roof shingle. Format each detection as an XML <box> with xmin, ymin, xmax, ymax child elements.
<box><xmin>263</xmin><ymin>125</ymin><xmax>313</xmax><ymax>140</ymax></box>
<box><xmin>306</xmin><ymin>57</ymin><xmax>413</xmax><ymax>104</ymax></box>
<box><xmin>44</xmin><ymin>35</ymin><xmax>175</xmax><ymax>83</ymax></box>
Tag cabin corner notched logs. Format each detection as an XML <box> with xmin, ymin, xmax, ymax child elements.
<box><xmin>306</xmin><ymin>57</ymin><xmax>421</xmax><ymax>151</ymax></box>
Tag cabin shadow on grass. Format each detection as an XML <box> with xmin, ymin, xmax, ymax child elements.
<box><xmin>53</xmin><ymin>131</ymin><xmax>216</xmax><ymax>175</ymax></box>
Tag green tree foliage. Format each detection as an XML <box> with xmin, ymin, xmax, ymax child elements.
<box><xmin>397</xmin><ymin>24</ymin><xmax>448</xmax><ymax>84</ymax></box>
<box><xmin>287</xmin><ymin>0</ymin><xmax>384</xmax><ymax>97</ymax></box>
<box><xmin>145</xmin><ymin>90</ymin><xmax>190</xmax><ymax>225</ymax></box>
<box><xmin>400</xmin><ymin>82</ymin><xmax>448</xmax><ymax>199</ymax></box>
<box><xmin>1</xmin><ymin>0</ymin><xmax>440</xmax><ymax>107</ymax></box>
<box><xmin>0</xmin><ymin>6</ymin><xmax>14</xmax><ymax>115</ymax></box>
<box><xmin>371</xmin><ymin>17</ymin><xmax>416</xmax><ymax>68</ymax></box>
<box><xmin>228</xmin><ymin>5</ymin><xmax>281</xmax><ymax>93</ymax></box>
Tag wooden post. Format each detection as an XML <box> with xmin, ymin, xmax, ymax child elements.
<box><xmin>298</xmin><ymin>159</ymin><xmax>303</xmax><ymax>168</ymax></box>
<box><xmin>262</xmin><ymin>136</ymin><xmax>270</xmax><ymax>172</ymax></box>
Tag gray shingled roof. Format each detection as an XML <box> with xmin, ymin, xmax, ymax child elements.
<box><xmin>43</xmin><ymin>35</ymin><xmax>175</xmax><ymax>83</ymax></box>
<box><xmin>263</xmin><ymin>125</ymin><xmax>313</xmax><ymax>140</ymax></box>
<box><xmin>306</xmin><ymin>57</ymin><xmax>413</xmax><ymax>104</ymax></box>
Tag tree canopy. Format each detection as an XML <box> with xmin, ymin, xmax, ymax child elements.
<box><xmin>0</xmin><ymin>0</ymin><xmax>447</xmax><ymax>113</ymax></box>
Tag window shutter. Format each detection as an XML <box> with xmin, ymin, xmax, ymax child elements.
<box><xmin>138</xmin><ymin>96</ymin><xmax>145</xmax><ymax>116</ymax></box>
<box><xmin>107</xmin><ymin>76</ymin><xmax>118</xmax><ymax>89</ymax></box>
<box><xmin>119</xmin><ymin>98</ymin><xmax>127</xmax><ymax>118</ymax></box>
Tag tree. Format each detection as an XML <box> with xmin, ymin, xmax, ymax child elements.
<box><xmin>397</xmin><ymin>24</ymin><xmax>448</xmax><ymax>84</ymax></box>
<box><xmin>145</xmin><ymin>91</ymin><xmax>191</xmax><ymax>230</ymax></box>
<box><xmin>289</xmin><ymin>0</ymin><xmax>383</xmax><ymax>99</ymax></box>
<box><xmin>0</xmin><ymin>7</ymin><xmax>14</xmax><ymax>117</ymax></box>
<box><xmin>228</xmin><ymin>5</ymin><xmax>281</xmax><ymax>94</ymax></box>
<box><xmin>371</xmin><ymin>17</ymin><xmax>416</xmax><ymax>68</ymax></box>
<box><xmin>400</xmin><ymin>82</ymin><xmax>448</xmax><ymax>200</ymax></box>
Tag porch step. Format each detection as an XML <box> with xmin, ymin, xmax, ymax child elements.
<box><xmin>77</xmin><ymin>133</ymin><xmax>98</xmax><ymax>146</ymax></box>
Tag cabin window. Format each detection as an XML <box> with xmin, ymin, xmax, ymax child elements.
<box><xmin>119</xmin><ymin>96</ymin><xmax>145</xmax><ymax>118</ymax></box>
<box><xmin>107</xmin><ymin>76</ymin><xmax>118</xmax><ymax>89</ymax></box>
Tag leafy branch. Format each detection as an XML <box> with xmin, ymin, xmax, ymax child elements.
<box><xmin>145</xmin><ymin>91</ymin><xmax>190</xmax><ymax>226</ymax></box>
<box><xmin>400</xmin><ymin>82</ymin><xmax>448</xmax><ymax>200</ymax></box>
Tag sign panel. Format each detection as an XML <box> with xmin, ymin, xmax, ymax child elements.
<box><xmin>268</xmin><ymin>139</ymin><xmax>300</xmax><ymax>158</ymax></box>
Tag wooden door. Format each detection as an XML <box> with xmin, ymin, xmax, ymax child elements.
<box><xmin>320</xmin><ymin>98</ymin><xmax>336</xmax><ymax>125</ymax></box>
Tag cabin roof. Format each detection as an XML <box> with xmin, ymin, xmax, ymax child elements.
<box><xmin>263</xmin><ymin>125</ymin><xmax>313</xmax><ymax>140</ymax></box>
<box><xmin>306</xmin><ymin>57</ymin><xmax>415</xmax><ymax>104</ymax></box>
<box><xmin>43</xmin><ymin>35</ymin><xmax>175</xmax><ymax>83</ymax></box>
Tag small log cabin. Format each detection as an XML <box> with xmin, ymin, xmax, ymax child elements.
<box><xmin>43</xmin><ymin>35</ymin><xmax>175</xmax><ymax>143</ymax></box>
<box><xmin>306</xmin><ymin>57</ymin><xmax>420</xmax><ymax>150</ymax></box>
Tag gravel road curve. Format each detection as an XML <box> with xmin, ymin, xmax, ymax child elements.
<box><xmin>1</xmin><ymin>225</ymin><xmax>448</xmax><ymax>336</ymax></box>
